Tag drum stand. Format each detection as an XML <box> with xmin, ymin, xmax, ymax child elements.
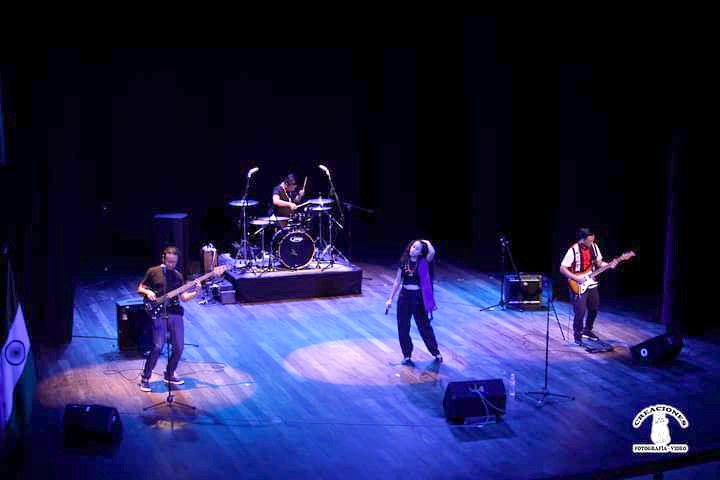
<box><xmin>314</xmin><ymin>210</ymin><xmax>328</xmax><ymax>267</ymax></box>
<box><xmin>321</xmin><ymin>214</ymin><xmax>348</xmax><ymax>271</ymax></box>
<box><xmin>234</xmin><ymin>207</ymin><xmax>256</xmax><ymax>269</ymax></box>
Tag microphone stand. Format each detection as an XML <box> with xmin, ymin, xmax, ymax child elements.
<box><xmin>524</xmin><ymin>278</ymin><xmax>575</xmax><ymax>408</ymax></box>
<box><xmin>320</xmin><ymin>167</ymin><xmax>349</xmax><ymax>265</ymax></box>
<box><xmin>240</xmin><ymin>174</ymin><xmax>252</xmax><ymax>269</ymax></box>
<box><xmin>479</xmin><ymin>234</ymin><xmax>521</xmax><ymax>312</ymax></box>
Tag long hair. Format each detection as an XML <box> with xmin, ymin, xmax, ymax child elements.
<box><xmin>399</xmin><ymin>239</ymin><xmax>435</xmax><ymax>279</ymax></box>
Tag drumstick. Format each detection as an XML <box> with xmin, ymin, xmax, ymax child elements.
<box><xmin>302</xmin><ymin>176</ymin><xmax>308</xmax><ymax>192</ymax></box>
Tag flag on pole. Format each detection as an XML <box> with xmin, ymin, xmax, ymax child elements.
<box><xmin>0</xmin><ymin>73</ymin><xmax>7</xmax><ymax>167</ymax></box>
<box><xmin>1</xmin><ymin>250</ymin><xmax>36</xmax><ymax>440</ymax></box>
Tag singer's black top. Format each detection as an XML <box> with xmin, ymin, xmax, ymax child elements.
<box><xmin>272</xmin><ymin>183</ymin><xmax>299</xmax><ymax>218</ymax></box>
<box><xmin>141</xmin><ymin>266</ymin><xmax>185</xmax><ymax>315</ymax></box>
<box><xmin>400</xmin><ymin>258</ymin><xmax>420</xmax><ymax>286</ymax></box>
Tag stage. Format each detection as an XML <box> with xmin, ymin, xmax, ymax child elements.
<box><xmin>10</xmin><ymin>262</ymin><xmax>720</xmax><ymax>479</ymax></box>
<box><xmin>222</xmin><ymin>260</ymin><xmax>363</xmax><ymax>303</ymax></box>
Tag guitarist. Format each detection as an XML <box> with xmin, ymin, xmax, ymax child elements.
<box><xmin>560</xmin><ymin>228</ymin><xmax>617</xmax><ymax>346</ymax></box>
<box><xmin>137</xmin><ymin>246</ymin><xmax>202</xmax><ymax>392</ymax></box>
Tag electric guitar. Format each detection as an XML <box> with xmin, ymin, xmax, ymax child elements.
<box><xmin>144</xmin><ymin>265</ymin><xmax>229</xmax><ymax>318</ymax></box>
<box><xmin>568</xmin><ymin>250</ymin><xmax>636</xmax><ymax>295</ymax></box>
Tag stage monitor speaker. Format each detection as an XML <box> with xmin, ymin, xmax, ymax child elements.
<box><xmin>63</xmin><ymin>404</ymin><xmax>122</xmax><ymax>441</ymax></box>
<box><xmin>630</xmin><ymin>334</ymin><xmax>683</xmax><ymax>364</ymax></box>
<box><xmin>153</xmin><ymin>212</ymin><xmax>190</xmax><ymax>274</ymax></box>
<box><xmin>443</xmin><ymin>379</ymin><xmax>506</xmax><ymax>423</ymax></box>
<box><xmin>116</xmin><ymin>297</ymin><xmax>152</xmax><ymax>353</ymax></box>
<box><xmin>503</xmin><ymin>273</ymin><xmax>543</xmax><ymax>309</ymax></box>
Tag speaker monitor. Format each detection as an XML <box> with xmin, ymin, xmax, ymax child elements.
<box><xmin>503</xmin><ymin>274</ymin><xmax>543</xmax><ymax>309</ymax></box>
<box><xmin>153</xmin><ymin>213</ymin><xmax>190</xmax><ymax>274</ymax></box>
<box><xmin>116</xmin><ymin>297</ymin><xmax>153</xmax><ymax>353</ymax></box>
<box><xmin>630</xmin><ymin>334</ymin><xmax>683</xmax><ymax>364</ymax></box>
<box><xmin>443</xmin><ymin>379</ymin><xmax>506</xmax><ymax>423</ymax></box>
<box><xmin>63</xmin><ymin>404</ymin><xmax>122</xmax><ymax>441</ymax></box>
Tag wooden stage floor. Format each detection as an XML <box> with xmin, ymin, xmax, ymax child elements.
<box><xmin>7</xmin><ymin>262</ymin><xmax>720</xmax><ymax>479</ymax></box>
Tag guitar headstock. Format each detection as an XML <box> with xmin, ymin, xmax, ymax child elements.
<box><xmin>212</xmin><ymin>264</ymin><xmax>229</xmax><ymax>276</ymax></box>
<box><xmin>620</xmin><ymin>250</ymin><xmax>636</xmax><ymax>261</ymax></box>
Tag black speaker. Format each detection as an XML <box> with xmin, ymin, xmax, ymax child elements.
<box><xmin>116</xmin><ymin>297</ymin><xmax>152</xmax><ymax>353</ymax></box>
<box><xmin>503</xmin><ymin>274</ymin><xmax>543</xmax><ymax>309</ymax></box>
<box><xmin>63</xmin><ymin>404</ymin><xmax>122</xmax><ymax>441</ymax></box>
<box><xmin>631</xmin><ymin>334</ymin><xmax>683</xmax><ymax>364</ymax></box>
<box><xmin>153</xmin><ymin>213</ymin><xmax>190</xmax><ymax>274</ymax></box>
<box><xmin>443</xmin><ymin>379</ymin><xmax>506</xmax><ymax>423</ymax></box>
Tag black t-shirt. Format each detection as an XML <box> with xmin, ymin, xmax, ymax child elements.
<box><xmin>141</xmin><ymin>265</ymin><xmax>185</xmax><ymax>315</ymax></box>
<box><xmin>272</xmin><ymin>183</ymin><xmax>298</xmax><ymax>218</ymax></box>
<box><xmin>400</xmin><ymin>258</ymin><xmax>420</xmax><ymax>286</ymax></box>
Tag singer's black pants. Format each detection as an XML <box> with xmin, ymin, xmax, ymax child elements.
<box><xmin>142</xmin><ymin>313</ymin><xmax>184</xmax><ymax>380</ymax></box>
<box><xmin>397</xmin><ymin>288</ymin><xmax>440</xmax><ymax>358</ymax></box>
<box><xmin>572</xmin><ymin>287</ymin><xmax>600</xmax><ymax>340</ymax></box>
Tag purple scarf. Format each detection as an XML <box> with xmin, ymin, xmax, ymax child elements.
<box><xmin>418</xmin><ymin>258</ymin><xmax>437</xmax><ymax>314</ymax></box>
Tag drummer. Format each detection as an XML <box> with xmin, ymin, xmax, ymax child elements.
<box><xmin>271</xmin><ymin>173</ymin><xmax>305</xmax><ymax>225</ymax></box>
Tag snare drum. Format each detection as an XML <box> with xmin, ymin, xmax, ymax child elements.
<box><xmin>271</xmin><ymin>227</ymin><xmax>316</xmax><ymax>270</ymax></box>
<box><xmin>289</xmin><ymin>211</ymin><xmax>309</xmax><ymax>227</ymax></box>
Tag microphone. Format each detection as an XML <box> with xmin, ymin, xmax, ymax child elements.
<box><xmin>247</xmin><ymin>167</ymin><xmax>259</xmax><ymax>178</ymax></box>
<box><xmin>385</xmin><ymin>305</ymin><xmax>390</xmax><ymax>315</ymax></box>
<box><xmin>318</xmin><ymin>164</ymin><xmax>330</xmax><ymax>175</ymax></box>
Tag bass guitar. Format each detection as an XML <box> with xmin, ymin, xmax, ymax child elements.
<box><xmin>144</xmin><ymin>265</ymin><xmax>229</xmax><ymax>318</ymax></box>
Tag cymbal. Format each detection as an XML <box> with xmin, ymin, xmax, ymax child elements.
<box><xmin>309</xmin><ymin>206</ymin><xmax>332</xmax><ymax>212</ymax></box>
<box><xmin>229</xmin><ymin>199</ymin><xmax>259</xmax><ymax>207</ymax></box>
<box><xmin>307</xmin><ymin>198</ymin><xmax>335</xmax><ymax>206</ymax></box>
<box><xmin>255</xmin><ymin>216</ymin><xmax>290</xmax><ymax>222</ymax></box>
<box><xmin>249</xmin><ymin>219</ymin><xmax>271</xmax><ymax>226</ymax></box>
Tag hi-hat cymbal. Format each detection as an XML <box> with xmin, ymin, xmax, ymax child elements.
<box><xmin>307</xmin><ymin>198</ymin><xmax>335</xmax><ymax>206</ymax></box>
<box><xmin>255</xmin><ymin>216</ymin><xmax>290</xmax><ymax>222</ymax></box>
<box><xmin>309</xmin><ymin>206</ymin><xmax>332</xmax><ymax>212</ymax></box>
<box><xmin>229</xmin><ymin>199</ymin><xmax>259</xmax><ymax>207</ymax></box>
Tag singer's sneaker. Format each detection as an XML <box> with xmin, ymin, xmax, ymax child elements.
<box><xmin>163</xmin><ymin>373</ymin><xmax>185</xmax><ymax>385</ymax></box>
<box><xmin>401</xmin><ymin>357</ymin><xmax>413</xmax><ymax>366</ymax></box>
<box><xmin>139</xmin><ymin>377</ymin><xmax>151</xmax><ymax>392</ymax></box>
<box><xmin>433</xmin><ymin>354</ymin><xmax>443</xmax><ymax>363</ymax></box>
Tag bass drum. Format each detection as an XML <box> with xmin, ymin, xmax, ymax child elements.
<box><xmin>272</xmin><ymin>227</ymin><xmax>316</xmax><ymax>270</ymax></box>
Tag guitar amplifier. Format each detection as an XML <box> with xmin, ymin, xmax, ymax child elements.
<box><xmin>503</xmin><ymin>273</ymin><xmax>543</xmax><ymax>309</ymax></box>
<box><xmin>116</xmin><ymin>298</ymin><xmax>153</xmax><ymax>353</ymax></box>
<box><xmin>211</xmin><ymin>279</ymin><xmax>236</xmax><ymax>304</ymax></box>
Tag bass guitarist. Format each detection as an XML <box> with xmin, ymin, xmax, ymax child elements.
<box><xmin>137</xmin><ymin>246</ymin><xmax>201</xmax><ymax>392</ymax></box>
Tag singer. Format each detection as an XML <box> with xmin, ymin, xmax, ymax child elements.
<box><xmin>385</xmin><ymin>239</ymin><xmax>442</xmax><ymax>365</ymax></box>
<box><xmin>136</xmin><ymin>246</ymin><xmax>201</xmax><ymax>392</ymax></box>
<box><xmin>271</xmin><ymin>173</ymin><xmax>305</xmax><ymax>220</ymax></box>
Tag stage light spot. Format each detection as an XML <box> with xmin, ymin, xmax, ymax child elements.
<box><xmin>284</xmin><ymin>339</ymin><xmax>466</xmax><ymax>385</ymax></box>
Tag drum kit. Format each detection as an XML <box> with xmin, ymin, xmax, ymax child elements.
<box><xmin>228</xmin><ymin>195</ymin><xmax>347</xmax><ymax>272</ymax></box>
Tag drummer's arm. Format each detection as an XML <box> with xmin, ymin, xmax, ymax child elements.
<box><xmin>273</xmin><ymin>194</ymin><xmax>295</xmax><ymax>209</ymax></box>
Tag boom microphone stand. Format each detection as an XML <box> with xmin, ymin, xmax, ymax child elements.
<box><xmin>479</xmin><ymin>233</ymin><xmax>521</xmax><ymax>312</ymax></box>
<box><xmin>318</xmin><ymin>164</ymin><xmax>349</xmax><ymax>264</ymax></box>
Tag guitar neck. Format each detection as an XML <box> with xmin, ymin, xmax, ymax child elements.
<box><xmin>590</xmin><ymin>256</ymin><xmax>626</xmax><ymax>279</ymax></box>
<box><xmin>161</xmin><ymin>270</ymin><xmax>217</xmax><ymax>300</ymax></box>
